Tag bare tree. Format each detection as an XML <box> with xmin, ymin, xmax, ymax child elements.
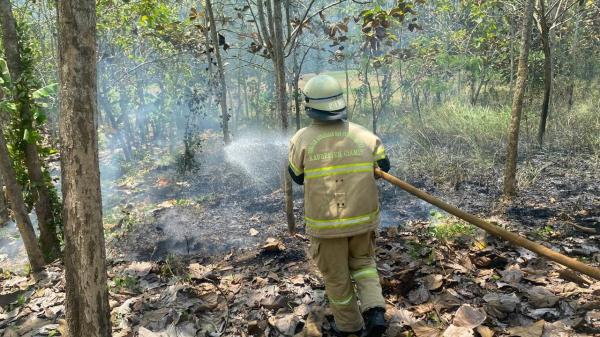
<box><xmin>0</xmin><ymin>126</ymin><xmax>45</xmax><ymax>271</ymax></box>
<box><xmin>57</xmin><ymin>0</ymin><xmax>112</xmax><ymax>335</ymax></box>
<box><xmin>0</xmin><ymin>0</ymin><xmax>60</xmax><ymax>259</ymax></box>
<box><xmin>533</xmin><ymin>0</ymin><xmax>579</xmax><ymax>146</ymax></box>
<box><xmin>206</xmin><ymin>0</ymin><xmax>231</xmax><ymax>144</ymax></box>
<box><xmin>503</xmin><ymin>0</ymin><xmax>535</xmax><ymax>196</ymax></box>
<box><xmin>566</xmin><ymin>0</ymin><xmax>586</xmax><ymax>111</ymax></box>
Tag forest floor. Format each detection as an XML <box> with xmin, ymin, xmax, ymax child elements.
<box><xmin>1</xmin><ymin>132</ymin><xmax>599</xmax><ymax>337</ymax></box>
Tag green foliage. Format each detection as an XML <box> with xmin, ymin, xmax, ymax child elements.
<box><xmin>16</xmin><ymin>294</ymin><xmax>26</xmax><ymax>307</ymax></box>
<box><xmin>0</xmin><ymin>19</ymin><xmax>63</xmax><ymax>251</ymax></box>
<box><xmin>112</xmin><ymin>275</ymin><xmax>141</xmax><ymax>293</ymax></box>
<box><xmin>534</xmin><ymin>224</ymin><xmax>555</xmax><ymax>239</ymax></box>
<box><xmin>428</xmin><ymin>211</ymin><xmax>476</xmax><ymax>243</ymax></box>
<box><xmin>406</xmin><ymin>240</ymin><xmax>431</xmax><ymax>259</ymax></box>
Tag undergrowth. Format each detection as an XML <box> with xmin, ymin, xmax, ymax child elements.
<box><xmin>379</xmin><ymin>98</ymin><xmax>599</xmax><ymax>189</ymax></box>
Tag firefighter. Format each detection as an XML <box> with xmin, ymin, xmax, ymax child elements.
<box><xmin>288</xmin><ymin>74</ymin><xmax>390</xmax><ymax>337</ymax></box>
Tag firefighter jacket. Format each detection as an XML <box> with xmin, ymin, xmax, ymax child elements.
<box><xmin>288</xmin><ymin>120</ymin><xmax>386</xmax><ymax>238</ymax></box>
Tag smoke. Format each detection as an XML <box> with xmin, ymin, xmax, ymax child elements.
<box><xmin>223</xmin><ymin>131</ymin><xmax>291</xmax><ymax>188</ymax></box>
<box><xmin>0</xmin><ymin>214</ymin><xmax>38</xmax><ymax>272</ymax></box>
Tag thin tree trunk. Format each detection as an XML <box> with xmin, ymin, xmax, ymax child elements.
<box><xmin>509</xmin><ymin>16</ymin><xmax>515</xmax><ymax>97</ymax></box>
<box><xmin>0</xmin><ymin>174</ymin><xmax>8</xmax><ymax>224</ymax></box>
<box><xmin>503</xmin><ymin>0</ymin><xmax>535</xmax><ymax>197</ymax></box>
<box><xmin>0</xmin><ymin>127</ymin><xmax>45</xmax><ymax>271</ymax></box>
<box><xmin>414</xmin><ymin>89</ymin><xmax>421</xmax><ymax>122</ymax></box>
<box><xmin>0</xmin><ymin>0</ymin><xmax>60</xmax><ymax>260</ymax></box>
<box><xmin>537</xmin><ymin>13</ymin><xmax>553</xmax><ymax>146</ymax></box>
<box><xmin>566</xmin><ymin>1</ymin><xmax>583</xmax><ymax>111</ymax></box>
<box><xmin>272</xmin><ymin>0</ymin><xmax>295</xmax><ymax>232</ymax></box>
<box><xmin>57</xmin><ymin>0</ymin><xmax>112</xmax><ymax>335</ymax></box>
<box><xmin>100</xmin><ymin>82</ymin><xmax>132</xmax><ymax>161</ymax></box>
<box><xmin>364</xmin><ymin>58</ymin><xmax>378</xmax><ymax>134</ymax></box>
<box><xmin>344</xmin><ymin>55</ymin><xmax>350</xmax><ymax>118</ymax></box>
<box><xmin>135</xmin><ymin>84</ymin><xmax>148</xmax><ymax>149</ymax></box>
<box><xmin>472</xmin><ymin>74</ymin><xmax>489</xmax><ymax>106</ymax></box>
<box><xmin>206</xmin><ymin>0</ymin><xmax>231</xmax><ymax>144</ymax></box>
<box><xmin>119</xmin><ymin>87</ymin><xmax>136</xmax><ymax>154</ymax></box>
<box><xmin>243</xmin><ymin>78</ymin><xmax>250</xmax><ymax>121</ymax></box>
<box><xmin>292</xmin><ymin>48</ymin><xmax>301</xmax><ymax>130</ymax></box>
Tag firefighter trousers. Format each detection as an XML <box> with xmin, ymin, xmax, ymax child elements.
<box><xmin>309</xmin><ymin>231</ymin><xmax>386</xmax><ymax>332</ymax></box>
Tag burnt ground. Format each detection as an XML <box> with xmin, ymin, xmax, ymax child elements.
<box><xmin>1</xmin><ymin>137</ymin><xmax>599</xmax><ymax>336</ymax></box>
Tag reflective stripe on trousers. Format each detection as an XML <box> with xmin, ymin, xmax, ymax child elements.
<box><xmin>351</xmin><ymin>266</ymin><xmax>379</xmax><ymax>281</ymax></box>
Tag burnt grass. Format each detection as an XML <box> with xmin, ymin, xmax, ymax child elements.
<box><xmin>97</xmin><ymin>139</ymin><xmax>600</xmax><ymax>335</ymax></box>
<box><xmin>106</xmin><ymin>139</ymin><xmax>600</xmax><ymax>265</ymax></box>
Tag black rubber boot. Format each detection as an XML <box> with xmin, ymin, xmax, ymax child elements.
<box><xmin>363</xmin><ymin>307</ymin><xmax>386</xmax><ymax>337</ymax></box>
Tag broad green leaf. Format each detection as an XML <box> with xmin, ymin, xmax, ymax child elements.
<box><xmin>23</xmin><ymin>129</ymin><xmax>40</xmax><ymax>143</ymax></box>
<box><xmin>31</xmin><ymin>83</ymin><xmax>58</xmax><ymax>100</ymax></box>
<box><xmin>33</xmin><ymin>110</ymin><xmax>47</xmax><ymax>124</ymax></box>
<box><xmin>0</xmin><ymin>59</ymin><xmax>12</xmax><ymax>86</ymax></box>
<box><xmin>0</xmin><ymin>101</ymin><xmax>17</xmax><ymax>112</ymax></box>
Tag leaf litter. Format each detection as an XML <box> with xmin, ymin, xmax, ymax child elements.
<box><xmin>1</xmin><ymin>144</ymin><xmax>599</xmax><ymax>336</ymax></box>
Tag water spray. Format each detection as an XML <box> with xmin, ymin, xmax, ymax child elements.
<box><xmin>374</xmin><ymin>168</ymin><xmax>600</xmax><ymax>281</ymax></box>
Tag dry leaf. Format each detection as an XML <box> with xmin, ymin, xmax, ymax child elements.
<box><xmin>301</xmin><ymin>308</ymin><xmax>324</xmax><ymax>337</ymax></box>
<box><xmin>483</xmin><ymin>293</ymin><xmax>519</xmax><ymax>313</ymax></box>
<box><xmin>411</xmin><ymin>320</ymin><xmax>442</xmax><ymax>337</ymax></box>
<box><xmin>525</xmin><ymin>286</ymin><xmax>559</xmax><ymax>308</ymax></box>
<box><xmin>433</xmin><ymin>290</ymin><xmax>462</xmax><ymax>310</ymax></box>
<box><xmin>269</xmin><ymin>313</ymin><xmax>299</xmax><ymax>335</ymax></box>
<box><xmin>476</xmin><ymin>326</ymin><xmax>495</xmax><ymax>337</ymax></box>
<box><xmin>453</xmin><ymin>304</ymin><xmax>486</xmax><ymax>329</ymax></box>
<box><xmin>507</xmin><ymin>320</ymin><xmax>545</xmax><ymax>337</ymax></box>
<box><xmin>422</xmin><ymin>274</ymin><xmax>444</xmax><ymax>291</ymax></box>
<box><xmin>138</xmin><ymin>327</ymin><xmax>162</xmax><ymax>337</ymax></box>
<box><xmin>442</xmin><ymin>325</ymin><xmax>474</xmax><ymax>337</ymax></box>
<box><xmin>386</xmin><ymin>306</ymin><xmax>418</xmax><ymax>326</ymax></box>
<box><xmin>408</xmin><ymin>285</ymin><xmax>430</xmax><ymax>305</ymax></box>
<box><xmin>500</xmin><ymin>268</ymin><xmax>524</xmax><ymax>283</ymax></box>
<box><xmin>262</xmin><ymin>238</ymin><xmax>285</xmax><ymax>252</ymax></box>
<box><xmin>290</xmin><ymin>275</ymin><xmax>306</xmax><ymax>285</ymax></box>
<box><xmin>188</xmin><ymin>263</ymin><xmax>215</xmax><ymax>280</ymax></box>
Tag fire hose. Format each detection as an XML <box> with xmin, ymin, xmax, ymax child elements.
<box><xmin>374</xmin><ymin>168</ymin><xmax>600</xmax><ymax>281</ymax></box>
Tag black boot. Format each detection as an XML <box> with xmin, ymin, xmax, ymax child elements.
<box><xmin>363</xmin><ymin>307</ymin><xmax>386</xmax><ymax>337</ymax></box>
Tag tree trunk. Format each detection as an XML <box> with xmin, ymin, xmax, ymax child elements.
<box><xmin>537</xmin><ymin>19</ymin><xmax>553</xmax><ymax>146</ymax></box>
<box><xmin>135</xmin><ymin>84</ymin><xmax>148</xmax><ymax>150</ymax></box>
<box><xmin>270</xmin><ymin>0</ymin><xmax>295</xmax><ymax>232</ymax></box>
<box><xmin>206</xmin><ymin>0</ymin><xmax>230</xmax><ymax>144</ymax></box>
<box><xmin>0</xmin><ymin>0</ymin><xmax>60</xmax><ymax>260</ymax></box>
<box><xmin>292</xmin><ymin>48</ymin><xmax>301</xmax><ymax>130</ymax></box>
<box><xmin>567</xmin><ymin>1</ymin><xmax>583</xmax><ymax>111</ymax></box>
<box><xmin>0</xmin><ymin>174</ymin><xmax>8</xmax><ymax>225</ymax></box>
<box><xmin>364</xmin><ymin>58</ymin><xmax>378</xmax><ymax>134</ymax></box>
<box><xmin>0</xmin><ymin>127</ymin><xmax>45</xmax><ymax>271</ymax></box>
<box><xmin>509</xmin><ymin>16</ymin><xmax>515</xmax><ymax>97</ymax></box>
<box><xmin>57</xmin><ymin>0</ymin><xmax>112</xmax><ymax>335</ymax></box>
<box><xmin>344</xmin><ymin>55</ymin><xmax>350</xmax><ymax>118</ymax></box>
<box><xmin>472</xmin><ymin>74</ymin><xmax>490</xmax><ymax>106</ymax></box>
<box><xmin>503</xmin><ymin>0</ymin><xmax>535</xmax><ymax>197</ymax></box>
<box><xmin>100</xmin><ymin>80</ymin><xmax>132</xmax><ymax>161</ymax></box>
<box><xmin>272</xmin><ymin>0</ymin><xmax>288</xmax><ymax>130</ymax></box>
<box><xmin>118</xmin><ymin>87</ymin><xmax>136</xmax><ymax>154</ymax></box>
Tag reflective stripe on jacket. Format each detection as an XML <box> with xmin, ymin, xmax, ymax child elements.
<box><xmin>289</xmin><ymin>120</ymin><xmax>385</xmax><ymax>238</ymax></box>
